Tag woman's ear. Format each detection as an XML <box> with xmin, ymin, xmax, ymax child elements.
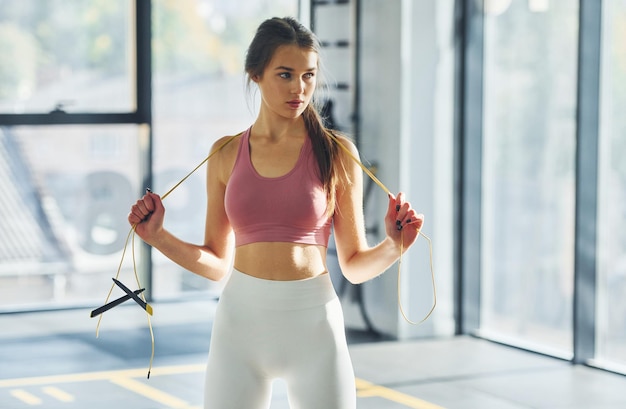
<box><xmin>250</xmin><ymin>74</ymin><xmax>260</xmax><ymax>83</ymax></box>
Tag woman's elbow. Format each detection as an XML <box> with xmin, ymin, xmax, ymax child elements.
<box><xmin>195</xmin><ymin>264</ymin><xmax>228</xmax><ymax>282</ymax></box>
<box><xmin>339</xmin><ymin>265</ymin><xmax>365</xmax><ymax>285</ymax></box>
<box><xmin>197</xmin><ymin>246</ymin><xmax>232</xmax><ymax>281</ymax></box>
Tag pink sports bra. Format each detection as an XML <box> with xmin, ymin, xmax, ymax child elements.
<box><xmin>224</xmin><ymin>127</ymin><xmax>333</xmax><ymax>247</ymax></box>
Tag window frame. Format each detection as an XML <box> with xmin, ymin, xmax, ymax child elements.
<box><xmin>0</xmin><ymin>0</ymin><xmax>155</xmax><ymax>301</ymax></box>
<box><xmin>0</xmin><ymin>0</ymin><xmax>152</xmax><ymax>127</ymax></box>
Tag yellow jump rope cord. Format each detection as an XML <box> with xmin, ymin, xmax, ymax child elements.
<box><xmin>96</xmin><ymin>131</ymin><xmax>436</xmax><ymax>378</ymax></box>
<box><xmin>94</xmin><ymin>134</ymin><xmax>241</xmax><ymax>378</ymax></box>
<box><xmin>326</xmin><ymin>132</ymin><xmax>437</xmax><ymax>325</ymax></box>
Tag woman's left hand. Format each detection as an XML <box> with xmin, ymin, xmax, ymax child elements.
<box><xmin>385</xmin><ymin>192</ymin><xmax>424</xmax><ymax>251</ymax></box>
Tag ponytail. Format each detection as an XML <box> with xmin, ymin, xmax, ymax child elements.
<box><xmin>303</xmin><ymin>104</ymin><xmax>346</xmax><ymax>218</ymax></box>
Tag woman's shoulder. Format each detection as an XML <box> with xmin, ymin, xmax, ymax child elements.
<box><xmin>211</xmin><ymin>131</ymin><xmax>245</xmax><ymax>152</ymax></box>
<box><xmin>207</xmin><ymin>131</ymin><xmax>247</xmax><ymax>184</ymax></box>
<box><xmin>211</xmin><ymin>131</ymin><xmax>245</xmax><ymax>156</ymax></box>
<box><xmin>329</xmin><ymin>130</ymin><xmax>360</xmax><ymax>160</ymax></box>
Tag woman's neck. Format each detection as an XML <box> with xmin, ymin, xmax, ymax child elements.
<box><xmin>253</xmin><ymin>110</ymin><xmax>307</xmax><ymax>142</ymax></box>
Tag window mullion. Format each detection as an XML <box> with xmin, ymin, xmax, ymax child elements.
<box><xmin>573</xmin><ymin>0</ymin><xmax>602</xmax><ymax>365</ymax></box>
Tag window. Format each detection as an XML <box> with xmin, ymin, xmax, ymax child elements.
<box><xmin>0</xmin><ymin>125</ymin><xmax>143</xmax><ymax>308</ymax></box>
<box><xmin>479</xmin><ymin>0</ymin><xmax>579</xmax><ymax>356</ymax></box>
<box><xmin>0</xmin><ymin>0</ymin><xmax>135</xmax><ymax>114</ymax></box>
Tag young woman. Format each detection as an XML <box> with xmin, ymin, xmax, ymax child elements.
<box><xmin>128</xmin><ymin>16</ymin><xmax>424</xmax><ymax>409</ymax></box>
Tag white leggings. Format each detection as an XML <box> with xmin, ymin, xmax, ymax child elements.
<box><xmin>204</xmin><ymin>269</ymin><xmax>356</xmax><ymax>409</ymax></box>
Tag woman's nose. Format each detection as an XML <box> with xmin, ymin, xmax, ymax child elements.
<box><xmin>292</xmin><ymin>78</ymin><xmax>305</xmax><ymax>94</ymax></box>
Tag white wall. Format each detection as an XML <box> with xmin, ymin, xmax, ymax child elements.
<box><xmin>357</xmin><ymin>0</ymin><xmax>456</xmax><ymax>339</ymax></box>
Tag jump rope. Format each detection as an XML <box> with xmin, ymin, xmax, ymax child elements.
<box><xmin>91</xmin><ymin>130</ymin><xmax>437</xmax><ymax>379</ymax></box>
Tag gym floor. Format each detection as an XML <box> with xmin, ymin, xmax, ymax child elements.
<box><xmin>1</xmin><ymin>300</ymin><xmax>625</xmax><ymax>409</ymax></box>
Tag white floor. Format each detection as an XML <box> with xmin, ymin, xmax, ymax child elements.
<box><xmin>1</xmin><ymin>301</ymin><xmax>625</xmax><ymax>409</ymax></box>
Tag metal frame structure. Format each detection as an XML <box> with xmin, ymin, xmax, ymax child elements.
<box><xmin>573</xmin><ymin>0</ymin><xmax>602</xmax><ymax>366</ymax></box>
<box><xmin>455</xmin><ymin>0</ymin><xmax>483</xmax><ymax>336</ymax></box>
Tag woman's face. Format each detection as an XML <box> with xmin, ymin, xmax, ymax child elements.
<box><xmin>255</xmin><ymin>44</ymin><xmax>318</xmax><ymax>120</ymax></box>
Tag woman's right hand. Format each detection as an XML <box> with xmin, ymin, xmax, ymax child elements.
<box><xmin>128</xmin><ymin>189</ymin><xmax>165</xmax><ymax>243</ymax></box>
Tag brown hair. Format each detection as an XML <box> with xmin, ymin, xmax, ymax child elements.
<box><xmin>245</xmin><ymin>17</ymin><xmax>344</xmax><ymax>216</ymax></box>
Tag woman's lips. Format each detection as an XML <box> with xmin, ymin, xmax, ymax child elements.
<box><xmin>287</xmin><ymin>100</ymin><xmax>303</xmax><ymax>109</ymax></box>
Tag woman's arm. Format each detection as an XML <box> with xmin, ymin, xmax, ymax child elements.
<box><xmin>128</xmin><ymin>136</ymin><xmax>236</xmax><ymax>281</ymax></box>
<box><xmin>332</xmin><ymin>137</ymin><xmax>424</xmax><ymax>284</ymax></box>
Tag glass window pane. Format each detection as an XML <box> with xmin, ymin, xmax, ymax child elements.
<box><xmin>596</xmin><ymin>0</ymin><xmax>626</xmax><ymax>373</ymax></box>
<box><xmin>480</xmin><ymin>1</ymin><xmax>579</xmax><ymax>355</ymax></box>
<box><xmin>151</xmin><ymin>0</ymin><xmax>299</xmax><ymax>299</ymax></box>
<box><xmin>0</xmin><ymin>125</ymin><xmax>144</xmax><ymax>309</ymax></box>
<box><xmin>0</xmin><ymin>0</ymin><xmax>135</xmax><ymax>114</ymax></box>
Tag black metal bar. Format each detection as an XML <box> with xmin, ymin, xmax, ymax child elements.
<box><xmin>136</xmin><ymin>0</ymin><xmax>152</xmax><ymax>125</ymax></box>
<box><xmin>353</xmin><ymin>0</ymin><xmax>361</xmax><ymax>148</ymax></box>
<box><xmin>573</xmin><ymin>0</ymin><xmax>602</xmax><ymax>365</ymax></box>
<box><xmin>310</xmin><ymin>0</ymin><xmax>316</xmax><ymax>32</ymax></box>
<box><xmin>135</xmin><ymin>0</ymin><xmax>154</xmax><ymax>301</ymax></box>
<box><xmin>0</xmin><ymin>113</ymin><xmax>143</xmax><ymax>126</ymax></box>
<box><xmin>452</xmin><ymin>0</ymin><xmax>466</xmax><ymax>336</ymax></box>
<box><xmin>459</xmin><ymin>0</ymin><xmax>483</xmax><ymax>335</ymax></box>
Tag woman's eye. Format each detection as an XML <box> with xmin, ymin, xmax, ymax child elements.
<box><xmin>304</xmin><ymin>73</ymin><xmax>315</xmax><ymax>79</ymax></box>
<box><xmin>279</xmin><ymin>72</ymin><xmax>291</xmax><ymax>79</ymax></box>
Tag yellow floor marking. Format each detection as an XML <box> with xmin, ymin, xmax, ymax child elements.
<box><xmin>42</xmin><ymin>386</ymin><xmax>75</xmax><ymax>402</ymax></box>
<box><xmin>109</xmin><ymin>376</ymin><xmax>193</xmax><ymax>409</ymax></box>
<box><xmin>2</xmin><ymin>365</ymin><xmax>444</xmax><ymax>409</ymax></box>
<box><xmin>356</xmin><ymin>378</ymin><xmax>446</xmax><ymax>409</ymax></box>
<box><xmin>10</xmin><ymin>389</ymin><xmax>42</xmax><ymax>405</ymax></box>
<box><xmin>0</xmin><ymin>364</ymin><xmax>206</xmax><ymax>388</ymax></box>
